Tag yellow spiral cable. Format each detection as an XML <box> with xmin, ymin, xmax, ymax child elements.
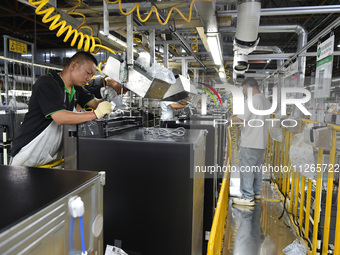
<box><xmin>65</xmin><ymin>0</ymin><xmax>86</xmax><ymax>29</ymax></box>
<box><xmin>97</xmin><ymin>54</ymin><xmax>111</xmax><ymax>74</ymax></box>
<box><xmin>224</xmin><ymin>62</ymin><xmax>232</xmax><ymax>84</ymax></box>
<box><xmin>67</xmin><ymin>0</ymin><xmax>82</xmax><ymax>13</ymax></box>
<box><xmin>104</xmin><ymin>0</ymin><xmax>212</xmax><ymax>25</ymax></box>
<box><xmin>96</xmin><ymin>67</ymin><xmax>103</xmax><ymax>74</ymax></box>
<box><xmin>133</xmin><ymin>31</ymin><xmax>142</xmax><ymax>43</ymax></box>
<box><xmin>79</xmin><ymin>26</ymin><xmax>94</xmax><ymax>36</ymax></box>
<box><xmin>230</xmin><ymin>126</ymin><xmax>240</xmax><ymax>166</ymax></box>
<box><xmin>190</xmin><ymin>28</ymin><xmax>198</xmax><ymax>54</ymax></box>
<box><xmin>169</xmin><ymin>45</ymin><xmax>179</xmax><ymax>53</ymax></box>
<box><xmin>29</xmin><ymin>0</ymin><xmax>116</xmax><ymax>56</ymax></box>
<box><xmin>226</xmin><ymin>93</ymin><xmax>240</xmax><ymax>166</ymax></box>
<box><xmin>225</xmin><ymin>69</ymin><xmax>231</xmax><ymax>84</ymax></box>
<box><xmin>68</xmin><ymin>11</ymin><xmax>87</xmax><ymax>30</ymax></box>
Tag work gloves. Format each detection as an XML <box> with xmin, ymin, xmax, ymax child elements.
<box><xmin>100</xmin><ymin>86</ymin><xmax>117</xmax><ymax>102</ymax></box>
<box><xmin>94</xmin><ymin>101</ymin><xmax>112</xmax><ymax>119</ymax></box>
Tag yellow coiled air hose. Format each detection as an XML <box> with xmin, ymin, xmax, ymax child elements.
<box><xmin>29</xmin><ymin>0</ymin><xmax>116</xmax><ymax>55</ymax></box>
<box><xmin>224</xmin><ymin>63</ymin><xmax>232</xmax><ymax>84</ymax></box>
<box><xmin>226</xmin><ymin>92</ymin><xmax>240</xmax><ymax>166</ymax></box>
<box><xmin>104</xmin><ymin>0</ymin><xmax>212</xmax><ymax>25</ymax></box>
<box><xmin>190</xmin><ymin>28</ymin><xmax>198</xmax><ymax>54</ymax></box>
<box><xmin>31</xmin><ymin>0</ymin><xmax>212</xmax><ymax>57</ymax></box>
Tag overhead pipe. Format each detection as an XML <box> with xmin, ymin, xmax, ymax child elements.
<box><xmin>218</xmin><ymin>5</ymin><xmax>340</xmax><ymax>17</ymax></box>
<box><xmin>256</xmin><ymin>45</ymin><xmax>282</xmax><ymax>53</ymax></box>
<box><xmin>260</xmin><ymin>24</ymin><xmax>307</xmax><ymax>85</ymax></box>
<box><xmin>262</xmin><ymin>17</ymin><xmax>340</xmax><ymax>84</ymax></box>
<box><xmin>233</xmin><ymin>0</ymin><xmax>261</xmax><ymax>75</ymax></box>
<box><xmin>258</xmin><ymin>26</ymin><xmax>307</xmax><ymax>82</ymax></box>
<box><xmin>221</xmin><ymin>25</ymin><xmax>307</xmax><ymax>67</ymax></box>
<box><xmin>103</xmin><ymin>0</ymin><xmax>109</xmax><ymax>35</ymax></box>
<box><xmin>171</xmin><ymin>30</ymin><xmax>206</xmax><ymax>68</ymax></box>
<box><xmin>256</xmin><ymin>45</ymin><xmax>283</xmax><ymax>70</ymax></box>
<box><xmin>221</xmin><ymin>24</ymin><xmax>307</xmax><ymax>85</ymax></box>
<box><xmin>234</xmin><ymin>0</ymin><xmax>261</xmax><ymax>49</ymax></box>
<box><xmin>149</xmin><ymin>3</ymin><xmax>206</xmax><ymax>68</ymax></box>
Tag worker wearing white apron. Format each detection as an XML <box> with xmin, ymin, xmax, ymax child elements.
<box><xmin>10</xmin><ymin>51</ymin><xmax>112</xmax><ymax>167</ymax></box>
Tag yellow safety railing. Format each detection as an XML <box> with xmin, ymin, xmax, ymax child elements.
<box><xmin>263</xmin><ymin>118</ymin><xmax>340</xmax><ymax>255</ymax></box>
<box><xmin>206</xmin><ymin>126</ymin><xmax>233</xmax><ymax>255</ymax></box>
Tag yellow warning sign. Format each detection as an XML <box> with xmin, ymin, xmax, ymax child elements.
<box><xmin>9</xmin><ymin>39</ymin><xmax>27</xmax><ymax>54</ymax></box>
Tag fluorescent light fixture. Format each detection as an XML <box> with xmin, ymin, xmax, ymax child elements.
<box><xmin>207</xmin><ymin>35</ymin><xmax>223</xmax><ymax>66</ymax></box>
<box><xmin>0</xmin><ymin>55</ymin><xmax>63</xmax><ymax>71</ymax></box>
<box><xmin>99</xmin><ymin>30</ymin><xmax>127</xmax><ymax>47</ymax></box>
<box><xmin>66</xmin><ymin>50</ymin><xmax>77</xmax><ymax>58</ymax></box>
<box><xmin>9</xmin><ymin>90</ymin><xmax>32</xmax><ymax>97</ymax></box>
<box><xmin>99</xmin><ymin>30</ymin><xmax>138</xmax><ymax>53</ymax></box>
<box><xmin>22</xmin><ymin>54</ymin><xmax>32</xmax><ymax>57</ymax></box>
<box><xmin>337</xmin><ymin>44</ymin><xmax>340</xmax><ymax>48</ymax></box>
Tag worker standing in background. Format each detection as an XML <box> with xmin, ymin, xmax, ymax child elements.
<box><xmin>230</xmin><ymin>77</ymin><xmax>271</xmax><ymax>206</ymax></box>
<box><xmin>160</xmin><ymin>100</ymin><xmax>188</xmax><ymax>127</ymax></box>
<box><xmin>10</xmin><ymin>51</ymin><xmax>112</xmax><ymax>167</ymax></box>
<box><xmin>85</xmin><ymin>75</ymin><xmax>129</xmax><ymax>106</ymax></box>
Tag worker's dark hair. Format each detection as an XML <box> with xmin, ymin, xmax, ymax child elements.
<box><xmin>242</xmin><ymin>77</ymin><xmax>259</xmax><ymax>89</ymax></box>
<box><xmin>65</xmin><ymin>51</ymin><xmax>98</xmax><ymax>67</ymax></box>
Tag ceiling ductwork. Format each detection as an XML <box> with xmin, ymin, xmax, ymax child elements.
<box><xmin>195</xmin><ymin>0</ymin><xmax>224</xmax><ymax>69</ymax></box>
<box><xmin>218</xmin><ymin>4</ymin><xmax>340</xmax><ymax>17</ymax></box>
<box><xmin>233</xmin><ymin>52</ymin><xmax>249</xmax><ymax>72</ymax></box>
<box><xmin>233</xmin><ymin>0</ymin><xmax>261</xmax><ymax>76</ymax></box>
<box><xmin>234</xmin><ymin>0</ymin><xmax>261</xmax><ymax>52</ymax></box>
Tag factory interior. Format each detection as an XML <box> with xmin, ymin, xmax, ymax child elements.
<box><xmin>1</xmin><ymin>0</ymin><xmax>340</xmax><ymax>254</ymax></box>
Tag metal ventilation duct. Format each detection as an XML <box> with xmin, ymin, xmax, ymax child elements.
<box><xmin>233</xmin><ymin>0</ymin><xmax>261</xmax><ymax>74</ymax></box>
<box><xmin>194</xmin><ymin>0</ymin><xmax>218</xmax><ymax>34</ymax></box>
<box><xmin>234</xmin><ymin>0</ymin><xmax>261</xmax><ymax>48</ymax></box>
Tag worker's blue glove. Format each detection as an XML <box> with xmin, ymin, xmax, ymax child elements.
<box><xmin>94</xmin><ymin>101</ymin><xmax>112</xmax><ymax>119</ymax></box>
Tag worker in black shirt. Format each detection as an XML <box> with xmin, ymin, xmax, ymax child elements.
<box><xmin>11</xmin><ymin>51</ymin><xmax>112</xmax><ymax>167</ymax></box>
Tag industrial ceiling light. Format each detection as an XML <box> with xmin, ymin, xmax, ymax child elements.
<box><xmin>99</xmin><ymin>30</ymin><xmax>127</xmax><ymax>47</ymax></box>
<box><xmin>207</xmin><ymin>35</ymin><xmax>223</xmax><ymax>66</ymax></box>
<box><xmin>234</xmin><ymin>0</ymin><xmax>261</xmax><ymax>55</ymax></box>
<box><xmin>233</xmin><ymin>52</ymin><xmax>249</xmax><ymax>73</ymax></box>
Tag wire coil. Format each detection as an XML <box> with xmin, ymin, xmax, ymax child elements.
<box><xmin>29</xmin><ymin>0</ymin><xmax>116</xmax><ymax>55</ymax></box>
<box><xmin>144</xmin><ymin>127</ymin><xmax>186</xmax><ymax>137</ymax></box>
<box><xmin>104</xmin><ymin>0</ymin><xmax>212</xmax><ymax>26</ymax></box>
